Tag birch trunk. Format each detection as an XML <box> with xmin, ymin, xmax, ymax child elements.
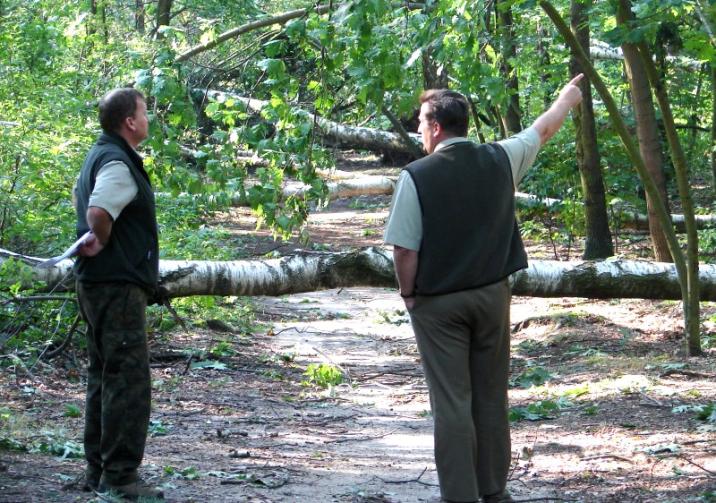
<box><xmin>5</xmin><ymin>248</ymin><xmax>716</xmax><ymax>301</ymax></box>
<box><xmin>196</xmin><ymin>90</ymin><xmax>422</xmax><ymax>155</ymax></box>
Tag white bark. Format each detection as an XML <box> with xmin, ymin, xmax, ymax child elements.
<box><xmin>159</xmin><ymin>175</ymin><xmax>395</xmax><ymax>207</ymax></box>
<box><xmin>197</xmin><ymin>89</ymin><xmax>423</xmax><ymax>155</ymax></box>
<box><xmin>589</xmin><ymin>40</ymin><xmax>702</xmax><ymax>71</ymax></box>
<box><xmin>513</xmin><ymin>192</ymin><xmax>716</xmax><ymax>232</ymax></box>
<box><xmin>5</xmin><ymin>247</ymin><xmax>716</xmax><ymax>301</ymax></box>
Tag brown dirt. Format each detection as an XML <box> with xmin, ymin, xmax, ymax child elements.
<box><xmin>1</xmin><ymin>155</ymin><xmax>715</xmax><ymax>503</ymax></box>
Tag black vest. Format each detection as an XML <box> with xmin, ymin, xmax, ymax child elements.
<box><xmin>74</xmin><ymin>132</ymin><xmax>159</xmax><ymax>292</ymax></box>
<box><xmin>405</xmin><ymin>140</ymin><xmax>527</xmax><ymax>295</ymax></box>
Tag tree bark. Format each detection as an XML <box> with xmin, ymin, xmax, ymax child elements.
<box><xmin>588</xmin><ymin>40</ymin><xmax>701</xmax><ymax>71</ymax></box>
<box><xmin>617</xmin><ymin>1</ymin><xmax>672</xmax><ymax>262</ymax></box>
<box><xmin>6</xmin><ymin>248</ymin><xmax>716</xmax><ymax>302</ymax></box>
<box><xmin>497</xmin><ymin>0</ymin><xmax>522</xmax><ymax>135</ymax></box>
<box><xmin>176</xmin><ymin>5</ymin><xmax>336</xmax><ymax>63</ymax></box>
<box><xmin>196</xmin><ymin>89</ymin><xmax>422</xmax><ymax>155</ymax></box>
<box><xmin>536</xmin><ymin>21</ymin><xmax>554</xmax><ymax>110</ymax></box>
<box><xmin>135</xmin><ymin>0</ymin><xmax>145</xmax><ymax>34</ymax></box>
<box><xmin>156</xmin><ymin>0</ymin><xmax>172</xmax><ymax>36</ymax></box>
<box><xmin>712</xmin><ymin>65</ymin><xmax>716</xmax><ymax>194</ymax></box>
<box><xmin>539</xmin><ymin>0</ymin><xmax>689</xmax><ymax>341</ymax></box>
<box><xmin>180</xmin><ymin>142</ymin><xmax>714</xmax><ymax>232</ymax></box>
<box><xmin>570</xmin><ymin>0</ymin><xmax>613</xmax><ymax>259</ymax></box>
<box><xmin>631</xmin><ymin>32</ymin><xmax>702</xmax><ymax>355</ymax></box>
<box><xmin>422</xmin><ymin>50</ymin><xmax>448</xmax><ymax>89</ymax></box>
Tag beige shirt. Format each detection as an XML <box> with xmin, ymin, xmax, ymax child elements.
<box><xmin>75</xmin><ymin>160</ymin><xmax>138</xmax><ymax>220</ymax></box>
<box><xmin>383</xmin><ymin>127</ymin><xmax>541</xmax><ymax>251</ymax></box>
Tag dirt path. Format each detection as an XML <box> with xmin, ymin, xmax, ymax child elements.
<box><xmin>1</xmin><ymin>157</ymin><xmax>715</xmax><ymax>502</ymax></box>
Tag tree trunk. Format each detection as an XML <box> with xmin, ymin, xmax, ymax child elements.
<box><xmin>513</xmin><ymin>191</ymin><xmax>716</xmax><ymax>232</ymax></box>
<box><xmin>712</xmin><ymin>65</ymin><xmax>716</xmax><ymax>194</ymax></box>
<box><xmin>631</xmin><ymin>35</ymin><xmax>702</xmax><ymax>354</ymax></box>
<box><xmin>422</xmin><ymin>50</ymin><xmax>448</xmax><ymax>89</ymax></box>
<box><xmin>179</xmin><ymin>142</ymin><xmax>715</xmax><ymax>232</ymax></box>
<box><xmin>497</xmin><ymin>0</ymin><xmax>522</xmax><ymax>135</ymax></box>
<box><xmin>588</xmin><ymin>40</ymin><xmax>701</xmax><ymax>71</ymax></box>
<box><xmin>570</xmin><ymin>0</ymin><xmax>613</xmax><ymax>259</ymax></box>
<box><xmin>156</xmin><ymin>0</ymin><xmax>172</xmax><ymax>35</ymax></box>
<box><xmin>136</xmin><ymin>0</ymin><xmax>145</xmax><ymax>34</ymax></box>
<box><xmin>617</xmin><ymin>1</ymin><xmax>672</xmax><ymax>262</ymax></box>
<box><xmin>536</xmin><ymin>21</ymin><xmax>554</xmax><ymax>110</ymax></box>
<box><xmin>6</xmin><ymin>248</ymin><xmax>716</xmax><ymax>302</ymax></box>
<box><xmin>539</xmin><ymin>0</ymin><xmax>689</xmax><ymax>339</ymax></box>
<box><xmin>175</xmin><ymin>4</ymin><xmax>352</xmax><ymax>63</ymax></box>
<box><xmin>196</xmin><ymin>89</ymin><xmax>422</xmax><ymax>155</ymax></box>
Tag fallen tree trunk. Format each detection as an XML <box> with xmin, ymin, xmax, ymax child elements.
<box><xmin>5</xmin><ymin>247</ymin><xmax>716</xmax><ymax>301</ymax></box>
<box><xmin>589</xmin><ymin>40</ymin><xmax>702</xmax><ymax>71</ymax></box>
<box><xmin>159</xmin><ymin>175</ymin><xmax>396</xmax><ymax>207</ymax></box>
<box><xmin>513</xmin><ymin>192</ymin><xmax>716</xmax><ymax>232</ymax></box>
<box><xmin>195</xmin><ymin>89</ymin><xmax>423</xmax><ymax>156</ymax></box>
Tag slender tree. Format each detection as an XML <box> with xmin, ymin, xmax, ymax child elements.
<box><xmin>536</xmin><ymin>21</ymin><xmax>554</xmax><ymax>110</ymax></box>
<box><xmin>712</xmin><ymin>66</ymin><xmax>716</xmax><ymax>192</ymax></box>
<box><xmin>631</xmin><ymin>36</ymin><xmax>702</xmax><ymax>355</ymax></box>
<box><xmin>617</xmin><ymin>0</ymin><xmax>673</xmax><ymax>262</ymax></box>
<box><xmin>156</xmin><ymin>0</ymin><xmax>172</xmax><ymax>36</ymax></box>
<box><xmin>539</xmin><ymin>0</ymin><xmax>701</xmax><ymax>355</ymax></box>
<box><xmin>570</xmin><ymin>0</ymin><xmax>613</xmax><ymax>259</ymax></box>
<box><xmin>136</xmin><ymin>0</ymin><xmax>145</xmax><ymax>34</ymax></box>
<box><xmin>497</xmin><ymin>0</ymin><xmax>522</xmax><ymax>134</ymax></box>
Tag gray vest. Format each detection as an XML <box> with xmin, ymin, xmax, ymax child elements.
<box><xmin>74</xmin><ymin>132</ymin><xmax>159</xmax><ymax>293</ymax></box>
<box><xmin>405</xmin><ymin>141</ymin><xmax>527</xmax><ymax>295</ymax></box>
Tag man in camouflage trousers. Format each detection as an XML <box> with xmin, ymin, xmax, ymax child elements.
<box><xmin>74</xmin><ymin>88</ymin><xmax>163</xmax><ymax>500</ymax></box>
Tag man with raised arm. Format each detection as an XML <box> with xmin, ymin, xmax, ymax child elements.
<box><xmin>384</xmin><ymin>75</ymin><xmax>584</xmax><ymax>503</ymax></box>
<box><xmin>74</xmin><ymin>88</ymin><xmax>163</xmax><ymax>500</ymax></box>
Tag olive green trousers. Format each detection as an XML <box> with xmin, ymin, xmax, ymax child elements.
<box><xmin>409</xmin><ymin>279</ymin><xmax>512</xmax><ymax>502</ymax></box>
<box><xmin>77</xmin><ymin>282</ymin><xmax>151</xmax><ymax>486</ymax></box>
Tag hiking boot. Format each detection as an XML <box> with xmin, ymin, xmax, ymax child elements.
<box><xmin>482</xmin><ymin>491</ymin><xmax>515</xmax><ymax>503</ymax></box>
<box><xmin>98</xmin><ymin>478</ymin><xmax>164</xmax><ymax>501</ymax></box>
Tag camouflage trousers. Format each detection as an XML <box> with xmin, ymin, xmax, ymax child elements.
<box><xmin>77</xmin><ymin>281</ymin><xmax>151</xmax><ymax>486</ymax></box>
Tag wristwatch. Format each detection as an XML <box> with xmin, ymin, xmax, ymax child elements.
<box><xmin>399</xmin><ymin>291</ymin><xmax>415</xmax><ymax>298</ymax></box>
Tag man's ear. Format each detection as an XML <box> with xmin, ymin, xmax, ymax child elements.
<box><xmin>431</xmin><ymin>119</ymin><xmax>442</xmax><ymax>137</ymax></box>
<box><xmin>124</xmin><ymin>115</ymin><xmax>136</xmax><ymax>132</ymax></box>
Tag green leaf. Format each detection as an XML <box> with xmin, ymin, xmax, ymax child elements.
<box><xmin>256</xmin><ymin>58</ymin><xmax>286</xmax><ymax>78</ymax></box>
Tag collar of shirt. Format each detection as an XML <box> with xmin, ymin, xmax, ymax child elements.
<box><xmin>434</xmin><ymin>136</ymin><xmax>472</xmax><ymax>152</ymax></box>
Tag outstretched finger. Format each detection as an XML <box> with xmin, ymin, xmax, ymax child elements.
<box><xmin>568</xmin><ymin>73</ymin><xmax>585</xmax><ymax>86</ymax></box>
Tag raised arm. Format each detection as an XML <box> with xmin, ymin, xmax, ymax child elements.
<box><xmin>531</xmin><ymin>73</ymin><xmax>585</xmax><ymax>146</ymax></box>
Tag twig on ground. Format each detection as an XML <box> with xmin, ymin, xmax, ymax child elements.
<box><xmin>678</xmin><ymin>455</ymin><xmax>716</xmax><ymax>476</ymax></box>
<box><xmin>660</xmin><ymin>369</ymin><xmax>715</xmax><ymax>379</ymax></box>
<box><xmin>311</xmin><ymin>345</ymin><xmax>352</xmax><ymax>384</ymax></box>
<box><xmin>581</xmin><ymin>453</ymin><xmax>633</xmax><ymax>463</ymax></box>
<box><xmin>325</xmin><ymin>428</ymin><xmax>398</xmax><ymax>444</ymax></box>
<box><xmin>376</xmin><ymin>466</ymin><xmax>428</xmax><ymax>484</ymax></box>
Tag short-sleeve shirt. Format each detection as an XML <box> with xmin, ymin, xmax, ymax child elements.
<box><xmin>75</xmin><ymin>160</ymin><xmax>138</xmax><ymax>220</ymax></box>
<box><xmin>383</xmin><ymin>127</ymin><xmax>540</xmax><ymax>251</ymax></box>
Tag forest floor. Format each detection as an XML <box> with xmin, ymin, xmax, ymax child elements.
<box><xmin>1</xmin><ymin>153</ymin><xmax>715</xmax><ymax>503</ymax></box>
